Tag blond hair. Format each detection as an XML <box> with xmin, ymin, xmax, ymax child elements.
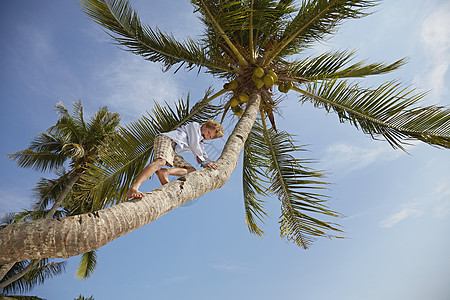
<box><xmin>203</xmin><ymin>119</ymin><xmax>224</xmax><ymax>139</ymax></box>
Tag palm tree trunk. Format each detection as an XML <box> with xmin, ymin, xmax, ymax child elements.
<box><xmin>0</xmin><ymin>93</ymin><xmax>261</xmax><ymax>264</ymax></box>
<box><xmin>45</xmin><ymin>171</ymin><xmax>83</xmax><ymax>219</ymax></box>
<box><xmin>0</xmin><ymin>171</ymin><xmax>83</xmax><ymax>285</ymax></box>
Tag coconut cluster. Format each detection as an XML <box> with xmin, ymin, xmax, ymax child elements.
<box><xmin>224</xmin><ymin>66</ymin><xmax>294</xmax><ymax>117</ymax></box>
<box><xmin>225</xmin><ymin>79</ymin><xmax>247</xmax><ymax>117</ymax></box>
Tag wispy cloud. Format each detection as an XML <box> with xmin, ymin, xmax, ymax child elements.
<box><xmin>92</xmin><ymin>53</ymin><xmax>182</xmax><ymax>123</ymax></box>
<box><xmin>414</xmin><ymin>3</ymin><xmax>450</xmax><ymax>103</ymax></box>
<box><xmin>121</xmin><ymin>274</ymin><xmax>189</xmax><ymax>290</ymax></box>
<box><xmin>431</xmin><ymin>181</ymin><xmax>450</xmax><ymax>219</ymax></box>
<box><xmin>380</xmin><ymin>207</ymin><xmax>422</xmax><ymax>228</ymax></box>
<box><xmin>209</xmin><ymin>262</ymin><xmax>247</xmax><ymax>273</ymax></box>
<box><xmin>380</xmin><ymin>174</ymin><xmax>450</xmax><ymax>228</ymax></box>
<box><xmin>323</xmin><ymin>142</ymin><xmax>404</xmax><ymax>176</ymax></box>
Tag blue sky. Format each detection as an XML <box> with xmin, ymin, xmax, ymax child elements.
<box><xmin>1</xmin><ymin>0</ymin><xmax>449</xmax><ymax>299</ymax></box>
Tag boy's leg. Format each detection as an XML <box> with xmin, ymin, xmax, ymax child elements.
<box><xmin>126</xmin><ymin>134</ymin><xmax>176</xmax><ymax>198</ymax></box>
<box><xmin>126</xmin><ymin>158</ymin><xmax>166</xmax><ymax>198</ymax></box>
<box><xmin>156</xmin><ymin>166</ymin><xmax>196</xmax><ymax>185</ymax></box>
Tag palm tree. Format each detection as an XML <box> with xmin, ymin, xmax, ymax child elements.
<box><xmin>1</xmin><ymin>0</ymin><xmax>450</xmax><ymax>263</ymax></box>
<box><xmin>8</xmin><ymin>101</ymin><xmax>120</xmax><ymax>219</ymax></box>
<box><xmin>1</xmin><ymin>102</ymin><xmax>119</xmax><ymax>288</ymax></box>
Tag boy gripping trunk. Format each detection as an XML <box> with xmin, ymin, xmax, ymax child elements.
<box><xmin>126</xmin><ymin>120</ymin><xmax>224</xmax><ymax>198</ymax></box>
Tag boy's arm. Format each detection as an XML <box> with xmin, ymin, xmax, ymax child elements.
<box><xmin>196</xmin><ymin>156</ymin><xmax>218</xmax><ymax>170</ymax></box>
<box><xmin>186</xmin><ymin>123</ymin><xmax>212</xmax><ymax>163</ymax></box>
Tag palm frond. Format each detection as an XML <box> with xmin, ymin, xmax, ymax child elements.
<box><xmin>242</xmin><ymin>121</ymin><xmax>270</xmax><ymax>236</ymax></box>
<box><xmin>7</xmin><ymin>149</ymin><xmax>66</xmax><ymax>173</ymax></box>
<box><xmin>72</xmin><ymin>100</ymin><xmax>87</xmax><ymax>133</ymax></box>
<box><xmin>192</xmin><ymin>0</ymin><xmax>249</xmax><ymax>66</ymax></box>
<box><xmin>78</xmin><ymin>91</ymin><xmax>223</xmax><ymax>209</ymax></box>
<box><xmin>80</xmin><ymin>0</ymin><xmax>227</xmax><ymax>73</ymax></box>
<box><xmin>75</xmin><ymin>251</ymin><xmax>97</xmax><ymax>279</ymax></box>
<box><xmin>0</xmin><ymin>295</ymin><xmax>46</xmax><ymax>300</ymax></box>
<box><xmin>31</xmin><ymin>170</ymin><xmax>72</xmax><ymax>212</ymax></box>
<box><xmin>295</xmin><ymin>80</ymin><xmax>450</xmax><ymax>150</ymax></box>
<box><xmin>259</xmin><ymin>117</ymin><xmax>342</xmax><ymax>248</ymax></box>
<box><xmin>288</xmin><ymin>50</ymin><xmax>407</xmax><ymax>80</ymax></box>
<box><xmin>195</xmin><ymin>0</ymin><xmax>297</xmax><ymax>68</ymax></box>
<box><xmin>1</xmin><ymin>259</ymin><xmax>66</xmax><ymax>294</ymax></box>
<box><xmin>265</xmin><ymin>0</ymin><xmax>378</xmax><ymax>63</ymax></box>
<box><xmin>74</xmin><ymin>295</ymin><xmax>95</xmax><ymax>300</ymax></box>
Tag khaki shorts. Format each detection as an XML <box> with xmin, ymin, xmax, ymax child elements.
<box><xmin>153</xmin><ymin>134</ymin><xmax>193</xmax><ymax>168</ymax></box>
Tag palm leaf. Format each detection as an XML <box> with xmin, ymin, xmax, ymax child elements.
<box><xmin>288</xmin><ymin>50</ymin><xmax>407</xmax><ymax>80</ymax></box>
<box><xmin>31</xmin><ymin>169</ymin><xmax>73</xmax><ymax>213</ymax></box>
<box><xmin>295</xmin><ymin>79</ymin><xmax>450</xmax><ymax>150</ymax></box>
<box><xmin>258</xmin><ymin>117</ymin><xmax>342</xmax><ymax>248</ymax></box>
<box><xmin>265</xmin><ymin>0</ymin><xmax>378</xmax><ymax>64</ymax></box>
<box><xmin>242</xmin><ymin>121</ymin><xmax>269</xmax><ymax>236</ymax></box>
<box><xmin>192</xmin><ymin>0</ymin><xmax>249</xmax><ymax>66</ymax></box>
<box><xmin>80</xmin><ymin>0</ymin><xmax>227</xmax><ymax>73</ymax></box>
<box><xmin>1</xmin><ymin>259</ymin><xmax>66</xmax><ymax>295</ymax></box>
<box><xmin>75</xmin><ymin>251</ymin><xmax>97</xmax><ymax>279</ymax></box>
<box><xmin>0</xmin><ymin>295</ymin><xmax>46</xmax><ymax>300</ymax></box>
<box><xmin>7</xmin><ymin>149</ymin><xmax>66</xmax><ymax>173</ymax></box>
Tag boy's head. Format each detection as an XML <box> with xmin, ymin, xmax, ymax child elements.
<box><xmin>201</xmin><ymin>120</ymin><xmax>224</xmax><ymax>140</ymax></box>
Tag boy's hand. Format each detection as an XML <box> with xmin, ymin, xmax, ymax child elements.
<box><xmin>204</xmin><ymin>162</ymin><xmax>218</xmax><ymax>170</ymax></box>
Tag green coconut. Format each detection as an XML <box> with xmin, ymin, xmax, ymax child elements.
<box><xmin>267</xmin><ymin>70</ymin><xmax>278</xmax><ymax>83</ymax></box>
<box><xmin>230</xmin><ymin>97</ymin><xmax>239</xmax><ymax>107</ymax></box>
<box><xmin>253</xmin><ymin>67</ymin><xmax>265</xmax><ymax>78</ymax></box>
<box><xmin>239</xmin><ymin>93</ymin><xmax>249</xmax><ymax>103</ymax></box>
<box><xmin>263</xmin><ymin>74</ymin><xmax>275</xmax><ymax>87</ymax></box>
<box><xmin>228</xmin><ymin>79</ymin><xmax>238</xmax><ymax>90</ymax></box>
<box><xmin>231</xmin><ymin>106</ymin><xmax>244</xmax><ymax>117</ymax></box>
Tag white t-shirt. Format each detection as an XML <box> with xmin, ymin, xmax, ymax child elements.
<box><xmin>161</xmin><ymin>122</ymin><xmax>212</xmax><ymax>164</ymax></box>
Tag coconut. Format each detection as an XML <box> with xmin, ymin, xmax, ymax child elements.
<box><xmin>228</xmin><ymin>80</ymin><xmax>238</xmax><ymax>90</ymax></box>
<box><xmin>252</xmin><ymin>76</ymin><xmax>264</xmax><ymax>89</ymax></box>
<box><xmin>285</xmin><ymin>81</ymin><xmax>293</xmax><ymax>91</ymax></box>
<box><xmin>239</xmin><ymin>93</ymin><xmax>249</xmax><ymax>103</ymax></box>
<box><xmin>263</xmin><ymin>74</ymin><xmax>275</xmax><ymax>87</ymax></box>
<box><xmin>267</xmin><ymin>70</ymin><xmax>278</xmax><ymax>83</ymax></box>
<box><xmin>278</xmin><ymin>83</ymin><xmax>286</xmax><ymax>93</ymax></box>
<box><xmin>253</xmin><ymin>67</ymin><xmax>265</xmax><ymax>78</ymax></box>
<box><xmin>230</xmin><ymin>97</ymin><xmax>239</xmax><ymax>107</ymax></box>
<box><xmin>231</xmin><ymin>106</ymin><xmax>244</xmax><ymax>117</ymax></box>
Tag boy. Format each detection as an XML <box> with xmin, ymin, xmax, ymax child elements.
<box><xmin>126</xmin><ymin>120</ymin><xmax>224</xmax><ymax>198</ymax></box>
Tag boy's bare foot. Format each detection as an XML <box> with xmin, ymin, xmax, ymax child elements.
<box><xmin>156</xmin><ymin>168</ymin><xmax>169</xmax><ymax>185</ymax></box>
<box><xmin>126</xmin><ymin>187</ymin><xmax>145</xmax><ymax>199</ymax></box>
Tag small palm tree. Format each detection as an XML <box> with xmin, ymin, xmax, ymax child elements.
<box><xmin>2</xmin><ymin>101</ymin><xmax>119</xmax><ymax>290</ymax></box>
<box><xmin>8</xmin><ymin>101</ymin><xmax>120</xmax><ymax>218</ymax></box>
<box><xmin>1</xmin><ymin>0</ymin><xmax>449</xmax><ymax>263</ymax></box>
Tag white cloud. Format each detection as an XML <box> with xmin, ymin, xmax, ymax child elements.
<box><xmin>209</xmin><ymin>262</ymin><xmax>246</xmax><ymax>273</ymax></box>
<box><xmin>92</xmin><ymin>53</ymin><xmax>182</xmax><ymax>123</ymax></box>
<box><xmin>380</xmin><ymin>207</ymin><xmax>422</xmax><ymax>228</ymax></box>
<box><xmin>323</xmin><ymin>142</ymin><xmax>404</xmax><ymax>176</ymax></box>
<box><xmin>380</xmin><ymin>174</ymin><xmax>450</xmax><ymax>228</ymax></box>
<box><xmin>431</xmin><ymin>180</ymin><xmax>450</xmax><ymax>219</ymax></box>
<box><xmin>414</xmin><ymin>3</ymin><xmax>450</xmax><ymax>103</ymax></box>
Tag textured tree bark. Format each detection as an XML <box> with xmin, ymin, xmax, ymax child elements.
<box><xmin>1</xmin><ymin>167</ymin><xmax>82</xmax><ymax>284</ymax></box>
<box><xmin>0</xmin><ymin>93</ymin><xmax>261</xmax><ymax>264</ymax></box>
